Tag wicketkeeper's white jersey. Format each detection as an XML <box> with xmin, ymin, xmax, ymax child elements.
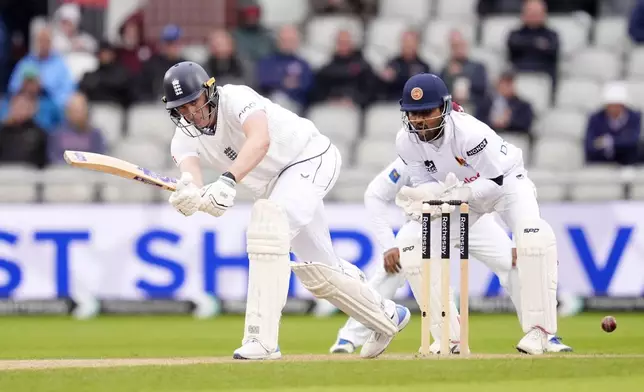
<box><xmin>170</xmin><ymin>84</ymin><xmax>330</xmax><ymax>196</ymax></box>
<box><xmin>395</xmin><ymin>110</ymin><xmax>525</xmax><ymax>193</ymax></box>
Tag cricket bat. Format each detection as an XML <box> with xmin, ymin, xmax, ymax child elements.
<box><xmin>63</xmin><ymin>150</ymin><xmax>178</xmax><ymax>191</ymax></box>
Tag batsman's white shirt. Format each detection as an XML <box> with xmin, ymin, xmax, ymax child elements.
<box><xmin>170</xmin><ymin>84</ymin><xmax>343</xmax><ymax>266</ymax></box>
<box><xmin>395</xmin><ymin>110</ymin><xmax>540</xmax><ymax>233</ymax></box>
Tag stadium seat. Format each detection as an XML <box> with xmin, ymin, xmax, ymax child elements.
<box><xmin>329</xmin><ymin>166</ymin><xmax>381</xmax><ymax>202</ymax></box>
<box><xmin>305</xmin><ymin>16</ymin><xmax>364</xmax><ymax>52</ymax></box>
<box><xmin>355</xmin><ymin>138</ymin><xmax>398</xmax><ymax>170</ymax></box>
<box><xmin>63</xmin><ymin>52</ymin><xmax>99</xmax><ymax>82</ymax></box>
<box><xmin>112</xmin><ymin>138</ymin><xmax>168</xmax><ymax>172</ymax></box>
<box><xmin>555</xmin><ymin>78</ymin><xmax>602</xmax><ymax>113</ymax></box>
<box><xmin>480</xmin><ymin>16</ymin><xmax>521</xmax><ymax>53</ymax></box>
<box><xmin>422</xmin><ymin>20</ymin><xmax>476</xmax><ymax>57</ymax></box>
<box><xmin>181</xmin><ymin>44</ymin><xmax>209</xmax><ymax>64</ymax></box>
<box><xmin>90</xmin><ymin>103</ymin><xmax>124</xmax><ymax>147</ymax></box>
<box><xmin>497</xmin><ymin>132</ymin><xmax>531</xmax><ymax>165</ymax></box>
<box><xmin>528</xmin><ymin>169</ymin><xmax>568</xmax><ymax>201</ymax></box>
<box><xmin>569</xmin><ymin>165</ymin><xmax>626</xmax><ymax>201</ymax></box>
<box><xmin>562</xmin><ymin>48</ymin><xmax>621</xmax><ymax>82</ymax></box>
<box><xmin>364</xmin><ymin>103</ymin><xmax>402</xmax><ymax>141</ymax></box>
<box><xmin>435</xmin><ymin>0</ymin><xmax>477</xmax><ymax>19</ymax></box>
<box><xmin>514</xmin><ymin>73</ymin><xmax>552</xmax><ymax>113</ymax></box>
<box><xmin>101</xmin><ymin>175</ymin><xmax>158</xmax><ymax>203</ymax></box>
<box><xmin>469</xmin><ymin>47</ymin><xmax>507</xmax><ymax>83</ymax></box>
<box><xmin>127</xmin><ymin>103</ymin><xmax>176</xmax><ymax>146</ymax></box>
<box><xmin>258</xmin><ymin>0</ymin><xmax>309</xmax><ymax>29</ymax></box>
<box><xmin>307</xmin><ymin>103</ymin><xmax>360</xmax><ymax>146</ymax></box>
<box><xmin>626</xmin><ymin>80</ymin><xmax>644</xmax><ymax>112</ymax></box>
<box><xmin>548</xmin><ymin>16</ymin><xmax>591</xmax><ymax>57</ymax></box>
<box><xmin>365</xmin><ymin>18</ymin><xmax>409</xmax><ymax>68</ymax></box>
<box><xmin>41</xmin><ymin>165</ymin><xmax>98</xmax><ymax>203</ymax></box>
<box><xmin>0</xmin><ymin>164</ymin><xmax>40</xmax><ymax>203</ymax></box>
<box><xmin>627</xmin><ymin>47</ymin><xmax>644</xmax><ymax>79</ymax></box>
<box><xmin>378</xmin><ymin>0</ymin><xmax>430</xmax><ymax>24</ymax></box>
<box><xmin>298</xmin><ymin>45</ymin><xmax>331</xmax><ymax>70</ymax></box>
<box><xmin>534</xmin><ymin>109</ymin><xmax>587</xmax><ymax>141</ymax></box>
<box><xmin>532</xmin><ymin>137</ymin><xmax>584</xmax><ymax>170</ymax></box>
<box><xmin>595</xmin><ymin>17</ymin><xmax>630</xmax><ymax>53</ymax></box>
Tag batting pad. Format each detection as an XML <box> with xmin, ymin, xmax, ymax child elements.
<box><xmin>397</xmin><ymin>234</ymin><xmax>460</xmax><ymax>343</ymax></box>
<box><xmin>244</xmin><ymin>199</ymin><xmax>292</xmax><ymax>352</ymax></box>
<box><xmin>515</xmin><ymin>218</ymin><xmax>558</xmax><ymax>334</ymax></box>
<box><xmin>291</xmin><ymin>262</ymin><xmax>398</xmax><ymax>336</ymax></box>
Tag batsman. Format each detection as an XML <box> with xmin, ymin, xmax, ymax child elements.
<box><xmin>392</xmin><ymin>73</ymin><xmax>569</xmax><ymax>355</ymax></box>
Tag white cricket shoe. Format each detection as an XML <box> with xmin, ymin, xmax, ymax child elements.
<box><xmin>516</xmin><ymin>327</ymin><xmax>548</xmax><ymax>355</ymax></box>
<box><xmin>233</xmin><ymin>338</ymin><xmax>282</xmax><ymax>360</ymax></box>
<box><xmin>428</xmin><ymin>340</ymin><xmax>464</xmax><ymax>355</ymax></box>
<box><xmin>546</xmin><ymin>335</ymin><xmax>573</xmax><ymax>352</ymax></box>
<box><xmin>360</xmin><ymin>305</ymin><xmax>410</xmax><ymax>359</ymax></box>
<box><xmin>329</xmin><ymin>338</ymin><xmax>356</xmax><ymax>354</ymax></box>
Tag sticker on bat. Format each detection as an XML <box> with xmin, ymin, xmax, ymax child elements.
<box><xmin>74</xmin><ymin>152</ymin><xmax>88</xmax><ymax>162</ymax></box>
<box><xmin>133</xmin><ymin>176</ymin><xmax>164</xmax><ymax>188</ymax></box>
<box><xmin>137</xmin><ymin>167</ymin><xmax>177</xmax><ymax>184</ymax></box>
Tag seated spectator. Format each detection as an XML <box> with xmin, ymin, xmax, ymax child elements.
<box><xmin>585</xmin><ymin>82</ymin><xmax>641</xmax><ymax>165</ymax></box>
<box><xmin>507</xmin><ymin>0</ymin><xmax>559</xmax><ymax>83</ymax></box>
<box><xmin>135</xmin><ymin>24</ymin><xmax>185</xmax><ymax>102</ymax></box>
<box><xmin>476</xmin><ymin>71</ymin><xmax>534</xmax><ymax>134</ymax></box>
<box><xmin>0</xmin><ymin>94</ymin><xmax>48</xmax><ymax>168</ymax></box>
<box><xmin>51</xmin><ymin>3</ymin><xmax>97</xmax><ymax>54</ymax></box>
<box><xmin>0</xmin><ymin>16</ymin><xmax>8</xmax><ymax>94</ymax></box>
<box><xmin>0</xmin><ymin>65</ymin><xmax>61</xmax><ymax>132</ymax></box>
<box><xmin>310</xmin><ymin>0</ymin><xmax>378</xmax><ymax>17</ymax></box>
<box><xmin>440</xmin><ymin>30</ymin><xmax>488</xmax><ymax>111</ymax></box>
<box><xmin>629</xmin><ymin>0</ymin><xmax>644</xmax><ymax>43</ymax></box>
<box><xmin>378</xmin><ymin>30</ymin><xmax>430</xmax><ymax>101</ymax></box>
<box><xmin>205</xmin><ymin>29</ymin><xmax>247</xmax><ymax>86</ymax></box>
<box><xmin>257</xmin><ymin>25</ymin><xmax>313</xmax><ymax>113</ymax></box>
<box><xmin>115</xmin><ymin>10</ymin><xmax>154</xmax><ymax>75</ymax></box>
<box><xmin>48</xmin><ymin>93</ymin><xmax>105</xmax><ymax>164</ymax></box>
<box><xmin>8</xmin><ymin>25</ymin><xmax>76</xmax><ymax>110</ymax></box>
<box><xmin>79</xmin><ymin>41</ymin><xmax>131</xmax><ymax>107</ymax></box>
<box><xmin>313</xmin><ymin>30</ymin><xmax>374</xmax><ymax>107</ymax></box>
<box><xmin>232</xmin><ymin>1</ymin><xmax>275</xmax><ymax>63</ymax></box>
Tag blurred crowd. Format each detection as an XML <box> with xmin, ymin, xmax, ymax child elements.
<box><xmin>1</xmin><ymin>0</ymin><xmax>644</xmax><ymax>171</ymax></box>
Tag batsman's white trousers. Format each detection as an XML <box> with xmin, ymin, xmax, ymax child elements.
<box><xmin>337</xmin><ymin>213</ymin><xmax>514</xmax><ymax>346</ymax></box>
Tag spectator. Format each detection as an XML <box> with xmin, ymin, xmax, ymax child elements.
<box><xmin>440</xmin><ymin>30</ymin><xmax>488</xmax><ymax>111</ymax></box>
<box><xmin>0</xmin><ymin>65</ymin><xmax>61</xmax><ymax>132</ymax></box>
<box><xmin>48</xmin><ymin>93</ymin><xmax>105</xmax><ymax>164</ymax></box>
<box><xmin>257</xmin><ymin>25</ymin><xmax>313</xmax><ymax>113</ymax></box>
<box><xmin>313</xmin><ymin>30</ymin><xmax>374</xmax><ymax>107</ymax></box>
<box><xmin>135</xmin><ymin>24</ymin><xmax>185</xmax><ymax>102</ymax></box>
<box><xmin>205</xmin><ymin>29</ymin><xmax>247</xmax><ymax>86</ymax></box>
<box><xmin>378</xmin><ymin>30</ymin><xmax>430</xmax><ymax>101</ymax></box>
<box><xmin>476</xmin><ymin>71</ymin><xmax>534</xmax><ymax>134</ymax></box>
<box><xmin>507</xmin><ymin>0</ymin><xmax>559</xmax><ymax>83</ymax></box>
<box><xmin>0</xmin><ymin>15</ymin><xmax>8</xmax><ymax>94</ymax></box>
<box><xmin>0</xmin><ymin>93</ymin><xmax>48</xmax><ymax>168</ymax></box>
<box><xmin>310</xmin><ymin>0</ymin><xmax>378</xmax><ymax>18</ymax></box>
<box><xmin>585</xmin><ymin>82</ymin><xmax>641</xmax><ymax>165</ymax></box>
<box><xmin>79</xmin><ymin>41</ymin><xmax>131</xmax><ymax>107</ymax></box>
<box><xmin>629</xmin><ymin>0</ymin><xmax>644</xmax><ymax>43</ymax></box>
<box><xmin>8</xmin><ymin>25</ymin><xmax>76</xmax><ymax>110</ymax></box>
<box><xmin>115</xmin><ymin>10</ymin><xmax>154</xmax><ymax>75</ymax></box>
<box><xmin>51</xmin><ymin>3</ymin><xmax>97</xmax><ymax>54</ymax></box>
<box><xmin>232</xmin><ymin>1</ymin><xmax>275</xmax><ymax>63</ymax></box>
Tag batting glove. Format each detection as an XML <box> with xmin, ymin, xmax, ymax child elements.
<box><xmin>169</xmin><ymin>172</ymin><xmax>202</xmax><ymax>216</ymax></box>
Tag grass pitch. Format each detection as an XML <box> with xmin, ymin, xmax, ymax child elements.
<box><xmin>0</xmin><ymin>313</ymin><xmax>642</xmax><ymax>391</ymax></box>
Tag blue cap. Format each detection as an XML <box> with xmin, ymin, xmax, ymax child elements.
<box><xmin>400</xmin><ymin>73</ymin><xmax>451</xmax><ymax>112</ymax></box>
<box><xmin>161</xmin><ymin>24</ymin><xmax>182</xmax><ymax>42</ymax></box>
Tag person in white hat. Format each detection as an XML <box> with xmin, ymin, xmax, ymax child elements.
<box><xmin>51</xmin><ymin>3</ymin><xmax>97</xmax><ymax>54</ymax></box>
<box><xmin>585</xmin><ymin>82</ymin><xmax>641</xmax><ymax>165</ymax></box>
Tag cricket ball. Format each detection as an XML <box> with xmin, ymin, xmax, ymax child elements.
<box><xmin>601</xmin><ymin>316</ymin><xmax>617</xmax><ymax>333</ymax></box>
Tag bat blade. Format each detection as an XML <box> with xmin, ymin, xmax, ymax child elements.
<box><xmin>63</xmin><ymin>150</ymin><xmax>178</xmax><ymax>191</ymax></box>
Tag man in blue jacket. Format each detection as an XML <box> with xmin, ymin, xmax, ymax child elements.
<box><xmin>585</xmin><ymin>82</ymin><xmax>641</xmax><ymax>165</ymax></box>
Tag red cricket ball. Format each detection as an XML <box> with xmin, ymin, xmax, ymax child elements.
<box><xmin>601</xmin><ymin>316</ymin><xmax>617</xmax><ymax>333</ymax></box>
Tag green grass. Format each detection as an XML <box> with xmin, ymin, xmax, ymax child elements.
<box><xmin>0</xmin><ymin>313</ymin><xmax>642</xmax><ymax>391</ymax></box>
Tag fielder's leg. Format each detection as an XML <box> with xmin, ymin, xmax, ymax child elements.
<box><xmin>396</xmin><ymin>220</ymin><xmax>461</xmax><ymax>354</ymax></box>
<box><xmin>233</xmin><ymin>200</ymin><xmax>290</xmax><ymax>360</ymax></box>
<box><xmin>331</xmin><ymin>266</ymin><xmax>407</xmax><ymax>353</ymax></box>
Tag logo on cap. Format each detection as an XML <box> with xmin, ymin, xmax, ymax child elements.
<box><xmin>172</xmin><ymin>79</ymin><xmax>183</xmax><ymax>96</ymax></box>
<box><xmin>411</xmin><ymin>87</ymin><xmax>423</xmax><ymax>100</ymax></box>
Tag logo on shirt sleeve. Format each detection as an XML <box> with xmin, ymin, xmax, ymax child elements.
<box><xmin>238</xmin><ymin>102</ymin><xmax>257</xmax><ymax>118</ymax></box>
<box><xmin>466</xmin><ymin>138</ymin><xmax>488</xmax><ymax>157</ymax></box>
<box><xmin>424</xmin><ymin>160</ymin><xmax>437</xmax><ymax>173</ymax></box>
<box><xmin>389</xmin><ymin>168</ymin><xmax>400</xmax><ymax>183</ymax></box>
